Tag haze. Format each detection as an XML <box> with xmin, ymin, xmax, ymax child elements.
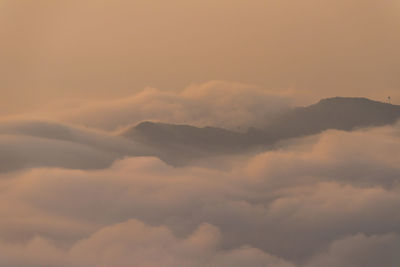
<box><xmin>1</xmin><ymin>1</ymin><xmax>400</xmax><ymax>267</ymax></box>
<box><xmin>1</xmin><ymin>0</ymin><xmax>399</xmax><ymax>114</ymax></box>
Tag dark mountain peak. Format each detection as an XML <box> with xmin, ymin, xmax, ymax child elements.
<box><xmin>319</xmin><ymin>96</ymin><xmax>374</xmax><ymax>104</ymax></box>
<box><xmin>129</xmin><ymin>121</ymin><xmax>238</xmax><ymax>137</ymax></box>
<box><xmin>133</xmin><ymin>121</ymin><xmax>183</xmax><ymax>133</ymax></box>
<box><xmin>265</xmin><ymin>97</ymin><xmax>400</xmax><ymax>139</ymax></box>
<box><xmin>316</xmin><ymin>97</ymin><xmax>395</xmax><ymax>107</ymax></box>
<box><xmin>123</xmin><ymin>121</ymin><xmax>245</xmax><ymax>149</ymax></box>
<box><xmin>120</xmin><ymin>97</ymin><xmax>400</xmax><ymax>166</ymax></box>
<box><xmin>121</xmin><ymin>121</ymin><xmax>248</xmax><ymax>165</ymax></box>
<box><xmin>135</xmin><ymin>121</ymin><xmax>157</xmax><ymax>129</ymax></box>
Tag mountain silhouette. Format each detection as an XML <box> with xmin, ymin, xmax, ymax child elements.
<box><xmin>121</xmin><ymin>97</ymin><xmax>400</xmax><ymax>165</ymax></box>
<box><xmin>263</xmin><ymin>97</ymin><xmax>400</xmax><ymax>140</ymax></box>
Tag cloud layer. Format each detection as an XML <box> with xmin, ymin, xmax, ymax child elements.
<box><xmin>0</xmin><ymin>120</ymin><xmax>399</xmax><ymax>266</ymax></box>
<box><xmin>0</xmin><ymin>118</ymin><xmax>155</xmax><ymax>172</ymax></box>
<box><xmin>37</xmin><ymin>81</ymin><xmax>293</xmax><ymax>131</ymax></box>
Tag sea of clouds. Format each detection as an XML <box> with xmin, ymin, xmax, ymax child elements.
<box><xmin>0</xmin><ymin>83</ymin><xmax>399</xmax><ymax>266</ymax></box>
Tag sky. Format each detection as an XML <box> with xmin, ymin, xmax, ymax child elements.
<box><xmin>1</xmin><ymin>1</ymin><xmax>400</xmax><ymax>266</ymax></box>
<box><xmin>0</xmin><ymin>0</ymin><xmax>399</xmax><ymax>115</ymax></box>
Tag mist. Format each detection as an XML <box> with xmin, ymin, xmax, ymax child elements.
<box><xmin>1</xmin><ymin>0</ymin><xmax>399</xmax><ymax>115</ymax></box>
<box><xmin>1</xmin><ymin>1</ymin><xmax>400</xmax><ymax>266</ymax></box>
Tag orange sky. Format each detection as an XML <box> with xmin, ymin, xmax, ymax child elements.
<box><xmin>0</xmin><ymin>0</ymin><xmax>399</xmax><ymax>114</ymax></box>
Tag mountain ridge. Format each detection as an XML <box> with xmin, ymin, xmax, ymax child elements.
<box><xmin>121</xmin><ymin>97</ymin><xmax>400</xmax><ymax>165</ymax></box>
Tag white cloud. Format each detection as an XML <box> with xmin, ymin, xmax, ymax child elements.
<box><xmin>50</xmin><ymin>81</ymin><xmax>293</xmax><ymax>131</ymax></box>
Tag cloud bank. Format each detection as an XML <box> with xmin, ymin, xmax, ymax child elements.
<box><xmin>0</xmin><ymin>120</ymin><xmax>399</xmax><ymax>266</ymax></box>
<box><xmin>0</xmin><ymin>118</ymin><xmax>154</xmax><ymax>172</ymax></box>
<box><xmin>42</xmin><ymin>81</ymin><xmax>293</xmax><ymax>131</ymax></box>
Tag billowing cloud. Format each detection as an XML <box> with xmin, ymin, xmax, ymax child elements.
<box><xmin>44</xmin><ymin>81</ymin><xmax>293</xmax><ymax>131</ymax></box>
<box><xmin>0</xmin><ymin>121</ymin><xmax>399</xmax><ymax>266</ymax></box>
<box><xmin>306</xmin><ymin>233</ymin><xmax>400</xmax><ymax>267</ymax></box>
<box><xmin>0</xmin><ymin>118</ymin><xmax>155</xmax><ymax>172</ymax></box>
<box><xmin>0</xmin><ymin>220</ymin><xmax>294</xmax><ymax>267</ymax></box>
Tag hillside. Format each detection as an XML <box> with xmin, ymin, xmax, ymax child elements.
<box><xmin>121</xmin><ymin>97</ymin><xmax>400</xmax><ymax>165</ymax></box>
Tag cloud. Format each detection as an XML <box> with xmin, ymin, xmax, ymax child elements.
<box><xmin>67</xmin><ymin>220</ymin><xmax>294</xmax><ymax>267</ymax></box>
<box><xmin>306</xmin><ymin>233</ymin><xmax>400</xmax><ymax>267</ymax></box>
<box><xmin>0</xmin><ymin>122</ymin><xmax>399</xmax><ymax>265</ymax></box>
<box><xmin>0</xmin><ymin>1</ymin><xmax>398</xmax><ymax>264</ymax></box>
<box><xmin>47</xmin><ymin>81</ymin><xmax>293</xmax><ymax>131</ymax></box>
<box><xmin>0</xmin><ymin>118</ymin><xmax>154</xmax><ymax>172</ymax></box>
<box><xmin>0</xmin><ymin>220</ymin><xmax>294</xmax><ymax>267</ymax></box>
